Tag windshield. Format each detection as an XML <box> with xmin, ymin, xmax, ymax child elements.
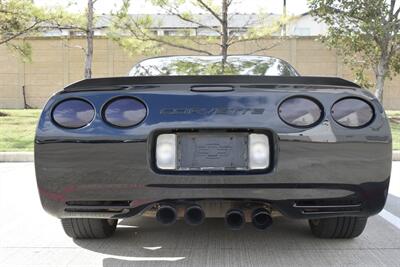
<box><xmin>129</xmin><ymin>56</ymin><xmax>299</xmax><ymax>77</ymax></box>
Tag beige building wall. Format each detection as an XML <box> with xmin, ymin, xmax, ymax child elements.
<box><xmin>0</xmin><ymin>36</ymin><xmax>399</xmax><ymax>109</ymax></box>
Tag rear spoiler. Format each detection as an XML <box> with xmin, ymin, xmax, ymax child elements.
<box><xmin>63</xmin><ymin>75</ymin><xmax>361</xmax><ymax>92</ymax></box>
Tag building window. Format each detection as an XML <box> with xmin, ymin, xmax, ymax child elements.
<box><xmin>229</xmin><ymin>29</ymin><xmax>247</xmax><ymax>36</ymax></box>
<box><xmin>164</xmin><ymin>29</ymin><xmax>191</xmax><ymax>36</ymax></box>
<box><xmin>197</xmin><ymin>27</ymin><xmax>220</xmax><ymax>36</ymax></box>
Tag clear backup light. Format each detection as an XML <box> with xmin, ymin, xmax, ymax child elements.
<box><xmin>248</xmin><ymin>134</ymin><xmax>269</xmax><ymax>170</ymax></box>
<box><xmin>156</xmin><ymin>134</ymin><xmax>177</xmax><ymax>170</ymax></box>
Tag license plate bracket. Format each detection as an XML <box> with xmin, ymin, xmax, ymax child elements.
<box><xmin>177</xmin><ymin>133</ymin><xmax>248</xmax><ymax>170</ymax></box>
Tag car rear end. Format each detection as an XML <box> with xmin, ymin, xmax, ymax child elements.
<box><xmin>34</xmin><ymin>75</ymin><xmax>391</xmax><ymax>239</ymax></box>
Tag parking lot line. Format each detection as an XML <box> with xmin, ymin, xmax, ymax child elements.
<box><xmin>380</xmin><ymin>209</ymin><xmax>400</xmax><ymax>230</ymax></box>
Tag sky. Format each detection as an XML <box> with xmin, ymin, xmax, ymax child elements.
<box><xmin>35</xmin><ymin>0</ymin><xmax>309</xmax><ymax>15</ymax></box>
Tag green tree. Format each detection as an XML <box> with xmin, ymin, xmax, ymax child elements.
<box><xmin>1</xmin><ymin>0</ymin><xmax>100</xmax><ymax>79</ymax></box>
<box><xmin>0</xmin><ymin>0</ymin><xmax>51</xmax><ymax>59</ymax></box>
<box><xmin>0</xmin><ymin>0</ymin><xmax>67</xmax><ymax>108</ymax></box>
<box><xmin>54</xmin><ymin>0</ymin><xmax>102</xmax><ymax>79</ymax></box>
<box><xmin>309</xmin><ymin>0</ymin><xmax>400</xmax><ymax>102</ymax></box>
<box><xmin>109</xmin><ymin>0</ymin><xmax>285</xmax><ymax>71</ymax></box>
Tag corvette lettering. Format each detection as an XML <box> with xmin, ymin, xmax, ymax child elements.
<box><xmin>160</xmin><ymin>107</ymin><xmax>265</xmax><ymax>115</ymax></box>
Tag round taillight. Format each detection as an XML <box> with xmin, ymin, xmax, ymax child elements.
<box><xmin>331</xmin><ymin>98</ymin><xmax>374</xmax><ymax>128</ymax></box>
<box><xmin>52</xmin><ymin>99</ymin><xmax>95</xmax><ymax>129</ymax></box>
<box><xmin>103</xmin><ymin>97</ymin><xmax>147</xmax><ymax>127</ymax></box>
<box><xmin>278</xmin><ymin>96</ymin><xmax>323</xmax><ymax>127</ymax></box>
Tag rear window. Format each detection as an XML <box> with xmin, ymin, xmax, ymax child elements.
<box><xmin>129</xmin><ymin>56</ymin><xmax>299</xmax><ymax>77</ymax></box>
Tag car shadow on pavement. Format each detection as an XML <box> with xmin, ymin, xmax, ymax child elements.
<box><xmin>74</xmin><ymin>216</ymin><xmax>360</xmax><ymax>267</ymax></box>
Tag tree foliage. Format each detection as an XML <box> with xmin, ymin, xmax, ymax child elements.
<box><xmin>309</xmin><ymin>0</ymin><xmax>400</xmax><ymax>102</ymax></box>
<box><xmin>0</xmin><ymin>0</ymin><xmax>52</xmax><ymax>60</ymax></box>
<box><xmin>0</xmin><ymin>0</ymin><xmax>99</xmax><ymax>78</ymax></box>
<box><xmin>109</xmin><ymin>0</ymin><xmax>286</xmax><ymax>67</ymax></box>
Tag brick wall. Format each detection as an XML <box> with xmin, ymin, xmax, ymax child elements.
<box><xmin>0</xmin><ymin>36</ymin><xmax>399</xmax><ymax>109</ymax></box>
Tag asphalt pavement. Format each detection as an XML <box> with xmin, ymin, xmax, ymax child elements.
<box><xmin>1</xmin><ymin>162</ymin><xmax>400</xmax><ymax>267</ymax></box>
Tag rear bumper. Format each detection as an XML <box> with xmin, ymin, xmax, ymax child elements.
<box><xmin>35</xmin><ymin>138</ymin><xmax>392</xmax><ymax>220</ymax></box>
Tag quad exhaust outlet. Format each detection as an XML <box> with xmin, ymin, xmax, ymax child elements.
<box><xmin>156</xmin><ymin>203</ymin><xmax>273</xmax><ymax>230</ymax></box>
<box><xmin>225</xmin><ymin>209</ymin><xmax>246</xmax><ymax>230</ymax></box>
<box><xmin>156</xmin><ymin>204</ymin><xmax>177</xmax><ymax>225</ymax></box>
<box><xmin>251</xmin><ymin>208</ymin><xmax>273</xmax><ymax>230</ymax></box>
<box><xmin>184</xmin><ymin>205</ymin><xmax>205</xmax><ymax>226</ymax></box>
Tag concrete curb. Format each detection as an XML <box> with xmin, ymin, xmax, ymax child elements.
<box><xmin>1</xmin><ymin>151</ymin><xmax>400</xmax><ymax>162</ymax></box>
<box><xmin>394</xmin><ymin>151</ymin><xmax>400</xmax><ymax>161</ymax></box>
<box><xmin>0</xmin><ymin>152</ymin><xmax>34</xmax><ymax>162</ymax></box>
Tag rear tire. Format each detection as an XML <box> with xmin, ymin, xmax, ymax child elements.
<box><xmin>309</xmin><ymin>216</ymin><xmax>367</xmax><ymax>239</ymax></box>
<box><xmin>61</xmin><ymin>218</ymin><xmax>117</xmax><ymax>239</ymax></box>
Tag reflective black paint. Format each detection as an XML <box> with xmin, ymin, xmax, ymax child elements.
<box><xmin>35</xmin><ymin>77</ymin><xmax>391</xmax><ymax>220</ymax></box>
<box><xmin>63</xmin><ymin>75</ymin><xmax>360</xmax><ymax>92</ymax></box>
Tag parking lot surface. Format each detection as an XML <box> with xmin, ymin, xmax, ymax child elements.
<box><xmin>1</xmin><ymin>162</ymin><xmax>400</xmax><ymax>267</ymax></box>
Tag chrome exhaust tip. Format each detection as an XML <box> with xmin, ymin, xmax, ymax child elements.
<box><xmin>184</xmin><ymin>205</ymin><xmax>205</xmax><ymax>226</ymax></box>
<box><xmin>251</xmin><ymin>208</ymin><xmax>272</xmax><ymax>230</ymax></box>
<box><xmin>225</xmin><ymin>209</ymin><xmax>245</xmax><ymax>230</ymax></box>
<box><xmin>156</xmin><ymin>205</ymin><xmax>177</xmax><ymax>225</ymax></box>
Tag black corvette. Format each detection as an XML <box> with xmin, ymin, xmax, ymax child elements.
<box><xmin>35</xmin><ymin>55</ymin><xmax>392</xmax><ymax>239</ymax></box>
